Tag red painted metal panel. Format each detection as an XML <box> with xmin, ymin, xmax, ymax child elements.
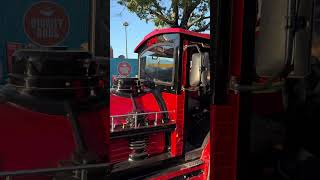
<box><xmin>0</xmin><ymin>103</ymin><xmax>109</xmax><ymax>173</ymax></box>
<box><xmin>209</xmin><ymin>0</ymin><xmax>245</xmax><ymax>179</ymax></box>
<box><xmin>110</xmin><ymin>95</ymin><xmax>134</xmax><ymax>116</ymax></box>
<box><xmin>109</xmin><ymin>91</ymin><xmax>185</xmax><ymax>164</ymax></box>
<box><xmin>109</xmin><ymin>139</ymin><xmax>130</xmax><ymax>163</ymax></box>
<box><xmin>201</xmin><ymin>138</ymin><xmax>210</xmax><ymax>179</ymax></box>
<box><xmin>110</xmin><ymin>93</ymin><xmax>171</xmax><ymax>162</ymax></box>
<box><xmin>0</xmin><ymin>104</ymin><xmax>75</xmax><ymax>172</ymax></box>
<box><xmin>110</xmin><ymin>93</ymin><xmax>161</xmax><ymax>117</ymax></box>
<box><xmin>78</xmin><ymin>108</ymin><xmax>109</xmax><ymax>160</ymax></box>
<box><xmin>210</xmin><ymin>93</ymin><xmax>240</xmax><ymax>180</ymax></box>
<box><xmin>163</xmin><ymin>92</ymin><xmax>185</xmax><ymax>157</ymax></box>
<box><xmin>147</xmin><ymin>132</ymin><xmax>166</xmax><ymax>155</ymax></box>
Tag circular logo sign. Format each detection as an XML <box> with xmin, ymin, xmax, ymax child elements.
<box><xmin>24</xmin><ymin>1</ymin><xmax>70</xmax><ymax>47</ymax></box>
<box><xmin>118</xmin><ymin>62</ymin><xmax>132</xmax><ymax>77</ymax></box>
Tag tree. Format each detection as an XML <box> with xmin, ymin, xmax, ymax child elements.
<box><xmin>117</xmin><ymin>0</ymin><xmax>210</xmax><ymax>32</ymax></box>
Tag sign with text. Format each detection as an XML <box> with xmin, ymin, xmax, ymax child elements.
<box><xmin>24</xmin><ymin>1</ymin><xmax>70</xmax><ymax>46</ymax></box>
<box><xmin>118</xmin><ymin>61</ymin><xmax>132</xmax><ymax>77</ymax></box>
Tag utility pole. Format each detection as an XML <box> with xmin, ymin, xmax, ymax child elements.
<box><xmin>123</xmin><ymin>21</ymin><xmax>129</xmax><ymax>59</ymax></box>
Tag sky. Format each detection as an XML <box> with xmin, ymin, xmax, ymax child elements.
<box><xmin>110</xmin><ymin>1</ymin><xmax>210</xmax><ymax>58</ymax></box>
<box><xmin>110</xmin><ymin>1</ymin><xmax>155</xmax><ymax>59</ymax></box>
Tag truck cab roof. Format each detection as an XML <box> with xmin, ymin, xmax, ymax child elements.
<box><xmin>134</xmin><ymin>28</ymin><xmax>210</xmax><ymax>53</ymax></box>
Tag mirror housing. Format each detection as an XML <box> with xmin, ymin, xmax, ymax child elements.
<box><xmin>190</xmin><ymin>53</ymin><xmax>202</xmax><ymax>87</ymax></box>
<box><xmin>189</xmin><ymin>52</ymin><xmax>210</xmax><ymax>88</ymax></box>
<box><xmin>255</xmin><ymin>0</ymin><xmax>313</xmax><ymax>78</ymax></box>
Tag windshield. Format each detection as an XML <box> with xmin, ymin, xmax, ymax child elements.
<box><xmin>140</xmin><ymin>44</ymin><xmax>175</xmax><ymax>84</ymax></box>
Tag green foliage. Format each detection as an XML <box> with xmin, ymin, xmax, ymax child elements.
<box><xmin>117</xmin><ymin>0</ymin><xmax>210</xmax><ymax>32</ymax></box>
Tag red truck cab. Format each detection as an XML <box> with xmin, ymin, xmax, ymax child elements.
<box><xmin>109</xmin><ymin>28</ymin><xmax>211</xmax><ymax>179</ymax></box>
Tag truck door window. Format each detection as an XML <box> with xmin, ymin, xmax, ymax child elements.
<box><xmin>140</xmin><ymin>44</ymin><xmax>175</xmax><ymax>85</ymax></box>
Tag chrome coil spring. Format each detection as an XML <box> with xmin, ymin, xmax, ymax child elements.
<box><xmin>128</xmin><ymin>136</ymin><xmax>148</xmax><ymax>161</ymax></box>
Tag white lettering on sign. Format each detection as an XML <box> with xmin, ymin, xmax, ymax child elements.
<box><xmin>24</xmin><ymin>1</ymin><xmax>69</xmax><ymax>46</ymax></box>
<box><xmin>30</xmin><ymin>18</ymin><xmax>64</xmax><ymax>38</ymax></box>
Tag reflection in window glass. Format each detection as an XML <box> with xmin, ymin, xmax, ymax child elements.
<box><xmin>140</xmin><ymin>45</ymin><xmax>175</xmax><ymax>84</ymax></box>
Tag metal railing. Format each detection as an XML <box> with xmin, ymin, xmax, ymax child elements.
<box><xmin>110</xmin><ymin>110</ymin><xmax>175</xmax><ymax>132</ymax></box>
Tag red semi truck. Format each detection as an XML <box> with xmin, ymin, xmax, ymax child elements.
<box><xmin>109</xmin><ymin>28</ymin><xmax>212</xmax><ymax>178</ymax></box>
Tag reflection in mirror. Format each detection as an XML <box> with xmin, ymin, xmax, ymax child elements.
<box><xmin>190</xmin><ymin>53</ymin><xmax>202</xmax><ymax>87</ymax></box>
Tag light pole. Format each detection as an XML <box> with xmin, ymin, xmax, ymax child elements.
<box><xmin>123</xmin><ymin>21</ymin><xmax>129</xmax><ymax>59</ymax></box>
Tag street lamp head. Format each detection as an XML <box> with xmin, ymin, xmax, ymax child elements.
<box><xmin>123</xmin><ymin>22</ymin><xmax>129</xmax><ymax>27</ymax></box>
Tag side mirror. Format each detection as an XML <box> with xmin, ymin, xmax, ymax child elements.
<box><xmin>190</xmin><ymin>53</ymin><xmax>202</xmax><ymax>87</ymax></box>
<box><xmin>190</xmin><ymin>52</ymin><xmax>210</xmax><ymax>88</ymax></box>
